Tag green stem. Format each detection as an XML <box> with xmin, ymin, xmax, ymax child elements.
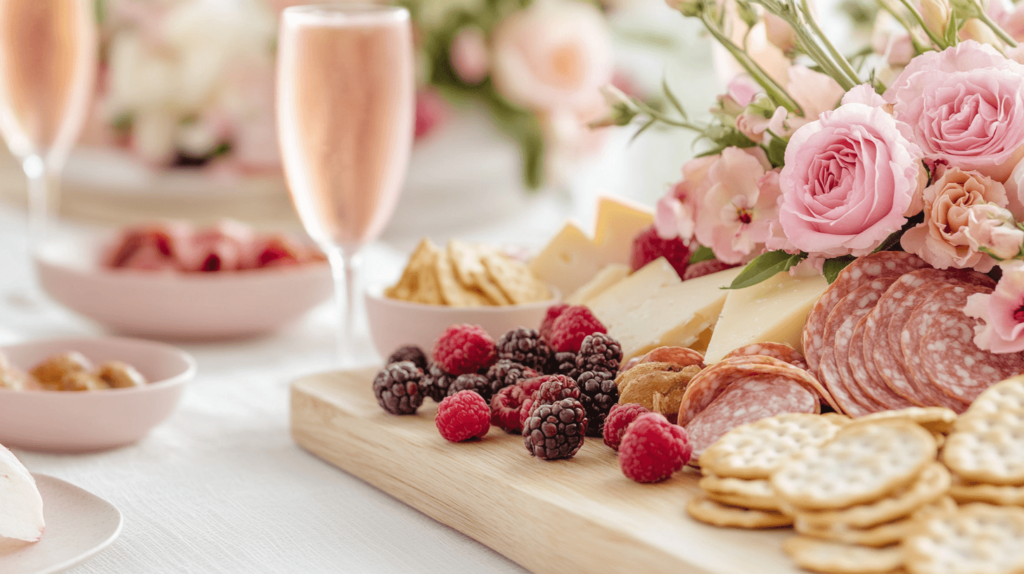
<box><xmin>977</xmin><ymin>9</ymin><xmax>1018</xmax><ymax>47</ymax></box>
<box><xmin>874</xmin><ymin>0</ymin><xmax>933</xmax><ymax>53</ymax></box>
<box><xmin>799</xmin><ymin>0</ymin><xmax>861</xmax><ymax>87</ymax></box>
<box><xmin>897</xmin><ymin>0</ymin><xmax>948</xmax><ymax>48</ymax></box>
<box><xmin>631</xmin><ymin>98</ymin><xmax>706</xmax><ymax>131</ymax></box>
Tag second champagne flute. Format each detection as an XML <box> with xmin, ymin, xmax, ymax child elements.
<box><xmin>277</xmin><ymin>4</ymin><xmax>415</xmax><ymax>366</ymax></box>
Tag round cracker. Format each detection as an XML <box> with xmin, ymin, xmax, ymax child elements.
<box><xmin>685</xmin><ymin>496</ymin><xmax>793</xmax><ymax>529</ymax></box>
<box><xmin>783</xmin><ymin>537</ymin><xmax>905</xmax><ymax>574</ymax></box>
<box><xmin>904</xmin><ymin>503</ymin><xmax>1024</xmax><ymax>574</ymax></box>
<box><xmin>771</xmin><ymin>421</ymin><xmax>937</xmax><ymax>511</ymax></box>
<box><xmin>960</xmin><ymin>375</ymin><xmax>1024</xmax><ymax>423</ymax></box>
<box><xmin>700</xmin><ymin>413</ymin><xmax>840</xmax><ymax>480</ymax></box>
<box><xmin>942</xmin><ymin>412</ymin><xmax>1024</xmax><ymax>486</ymax></box>
<box><xmin>795</xmin><ymin>497</ymin><xmax>955</xmax><ymax>548</ymax></box>
<box><xmin>950</xmin><ymin>475</ymin><xmax>1024</xmax><ymax>506</ymax></box>
<box><xmin>846</xmin><ymin>407</ymin><xmax>958</xmax><ymax>435</ymax></box>
<box><xmin>699</xmin><ymin>475</ymin><xmax>778</xmax><ymax>511</ymax></box>
<box><xmin>704</xmin><ymin>490</ymin><xmax>780</xmax><ymax>512</ymax></box>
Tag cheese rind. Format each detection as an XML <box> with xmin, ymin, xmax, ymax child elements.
<box><xmin>600</xmin><ymin>267</ymin><xmax>742</xmax><ymax>361</ymax></box>
<box><xmin>565</xmin><ymin>263</ymin><xmax>631</xmax><ymax>305</ymax></box>
<box><xmin>588</xmin><ymin>258</ymin><xmax>681</xmax><ymax>330</ymax></box>
<box><xmin>704</xmin><ymin>271</ymin><xmax>829</xmax><ymax>363</ymax></box>
<box><xmin>528</xmin><ymin>220</ymin><xmax>606</xmax><ymax>297</ymax></box>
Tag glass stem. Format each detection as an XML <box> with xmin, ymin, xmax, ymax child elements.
<box><xmin>23</xmin><ymin>155</ymin><xmax>48</xmax><ymax>257</ymax></box>
<box><xmin>328</xmin><ymin>246</ymin><xmax>364</xmax><ymax>365</ymax></box>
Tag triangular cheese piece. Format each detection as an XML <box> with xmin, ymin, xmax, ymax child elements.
<box><xmin>565</xmin><ymin>263</ymin><xmax>630</xmax><ymax>305</ymax></box>
<box><xmin>528</xmin><ymin>220</ymin><xmax>605</xmax><ymax>297</ymax></box>
<box><xmin>588</xmin><ymin>257</ymin><xmax>681</xmax><ymax>333</ymax></box>
<box><xmin>592</xmin><ymin>196</ymin><xmax>654</xmax><ymax>267</ymax></box>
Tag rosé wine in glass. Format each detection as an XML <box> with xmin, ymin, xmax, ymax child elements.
<box><xmin>277</xmin><ymin>4</ymin><xmax>414</xmax><ymax>366</ymax></box>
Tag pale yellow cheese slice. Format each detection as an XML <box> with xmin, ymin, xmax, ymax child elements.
<box><xmin>607</xmin><ymin>267</ymin><xmax>742</xmax><ymax>361</ymax></box>
<box><xmin>592</xmin><ymin>196</ymin><xmax>654</xmax><ymax>267</ymax></box>
<box><xmin>565</xmin><ymin>263</ymin><xmax>631</xmax><ymax>305</ymax></box>
<box><xmin>528</xmin><ymin>220</ymin><xmax>606</xmax><ymax>297</ymax></box>
<box><xmin>588</xmin><ymin>257</ymin><xmax>680</xmax><ymax>330</ymax></box>
<box><xmin>704</xmin><ymin>271</ymin><xmax>828</xmax><ymax>363</ymax></box>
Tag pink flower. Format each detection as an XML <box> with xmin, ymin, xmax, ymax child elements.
<box><xmin>965</xmin><ymin>203</ymin><xmax>1024</xmax><ymax>260</ymax></box>
<box><xmin>654</xmin><ymin>156</ymin><xmax>716</xmax><ymax>241</ymax></box>
<box><xmin>964</xmin><ymin>262</ymin><xmax>1024</xmax><ymax>353</ymax></box>
<box><xmin>776</xmin><ymin>103</ymin><xmax>923</xmax><ymax>258</ymax></box>
<box><xmin>694</xmin><ymin>147</ymin><xmax>779</xmax><ymax>264</ymax></box>
<box><xmin>450</xmin><ymin>27</ymin><xmax>489</xmax><ymax>85</ymax></box>
<box><xmin>889</xmin><ymin>41</ymin><xmax>1024</xmax><ymax>182</ymax></box>
<box><xmin>841</xmin><ymin>84</ymin><xmax>890</xmax><ymax>110</ymax></box>
<box><xmin>491</xmin><ymin>0</ymin><xmax>613</xmax><ymax>113</ymax></box>
<box><xmin>745</xmin><ymin>66</ymin><xmax>844</xmax><ymax>143</ymax></box>
<box><xmin>901</xmin><ymin>167</ymin><xmax>1008</xmax><ymax>272</ymax></box>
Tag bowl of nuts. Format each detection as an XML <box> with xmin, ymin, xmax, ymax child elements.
<box><xmin>0</xmin><ymin>337</ymin><xmax>196</xmax><ymax>452</ymax></box>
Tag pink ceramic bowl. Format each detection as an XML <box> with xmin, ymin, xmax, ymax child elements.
<box><xmin>365</xmin><ymin>287</ymin><xmax>560</xmax><ymax>359</ymax></box>
<box><xmin>35</xmin><ymin>235</ymin><xmax>333</xmax><ymax>340</ymax></box>
<box><xmin>0</xmin><ymin>337</ymin><xmax>196</xmax><ymax>453</ymax></box>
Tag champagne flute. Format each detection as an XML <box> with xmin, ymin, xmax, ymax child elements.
<box><xmin>0</xmin><ymin>0</ymin><xmax>97</xmax><ymax>304</ymax></box>
<box><xmin>277</xmin><ymin>5</ymin><xmax>415</xmax><ymax>366</ymax></box>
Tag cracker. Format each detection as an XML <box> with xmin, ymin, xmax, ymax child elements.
<box><xmin>821</xmin><ymin>413</ymin><xmax>852</xmax><ymax>426</ymax></box>
<box><xmin>846</xmin><ymin>407</ymin><xmax>958</xmax><ymax>435</ymax></box>
<box><xmin>700</xmin><ymin>413</ymin><xmax>840</xmax><ymax>480</ymax></box>
<box><xmin>704</xmin><ymin>490</ymin><xmax>781</xmax><ymax>512</ymax></box>
<box><xmin>481</xmin><ymin>249</ymin><xmax>550</xmax><ymax>305</ymax></box>
<box><xmin>904</xmin><ymin>503</ymin><xmax>1024</xmax><ymax>574</ymax></box>
<box><xmin>434</xmin><ymin>250</ymin><xmax>491</xmax><ymax>308</ymax></box>
<box><xmin>408</xmin><ymin>243</ymin><xmax>444</xmax><ymax>305</ymax></box>
<box><xmin>783</xmin><ymin>537</ymin><xmax>905</xmax><ymax>574</ymax></box>
<box><xmin>699</xmin><ymin>475</ymin><xmax>778</xmax><ymax>511</ymax></box>
<box><xmin>958</xmin><ymin>375</ymin><xmax>1024</xmax><ymax>423</ymax></box>
<box><xmin>795</xmin><ymin>498</ymin><xmax>955</xmax><ymax>548</ymax></box>
<box><xmin>685</xmin><ymin>496</ymin><xmax>793</xmax><ymax>529</ymax></box>
<box><xmin>771</xmin><ymin>421</ymin><xmax>937</xmax><ymax>511</ymax></box>
<box><xmin>448</xmin><ymin>240</ymin><xmax>511</xmax><ymax>306</ymax></box>
<box><xmin>942</xmin><ymin>412</ymin><xmax>1024</xmax><ymax>486</ymax></box>
<box><xmin>385</xmin><ymin>238</ymin><xmax>434</xmax><ymax>301</ymax></box>
<box><xmin>793</xmin><ymin>463</ymin><xmax>951</xmax><ymax>529</ymax></box>
<box><xmin>950</xmin><ymin>475</ymin><xmax>1024</xmax><ymax>506</ymax></box>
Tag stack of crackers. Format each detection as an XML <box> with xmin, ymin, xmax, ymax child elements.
<box><xmin>385</xmin><ymin>238</ymin><xmax>551</xmax><ymax>307</ymax></box>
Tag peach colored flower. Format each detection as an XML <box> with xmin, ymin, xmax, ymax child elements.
<box><xmin>655</xmin><ymin>156</ymin><xmax>717</xmax><ymax>242</ymax></box>
<box><xmin>964</xmin><ymin>262</ymin><xmax>1024</xmax><ymax>353</ymax></box>
<box><xmin>965</xmin><ymin>203</ymin><xmax>1024</xmax><ymax>260</ymax></box>
<box><xmin>901</xmin><ymin>167</ymin><xmax>1009</xmax><ymax>272</ymax></box>
<box><xmin>450</xmin><ymin>26</ymin><xmax>489</xmax><ymax>85</ymax></box>
<box><xmin>694</xmin><ymin>147</ymin><xmax>779</xmax><ymax>264</ymax></box>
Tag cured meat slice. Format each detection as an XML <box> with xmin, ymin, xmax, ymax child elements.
<box><xmin>723</xmin><ymin>343</ymin><xmax>808</xmax><ymax>369</ymax></box>
<box><xmin>901</xmin><ymin>285</ymin><xmax>990</xmax><ymax>412</ymax></box>
<box><xmin>803</xmin><ymin>252</ymin><xmax>928</xmax><ymax>377</ymax></box>
<box><xmin>849</xmin><ymin>316</ymin><xmax>916</xmax><ymax>410</ymax></box>
<box><xmin>686</xmin><ymin>376</ymin><xmax>819</xmax><ymax>460</ymax></box>
<box><xmin>679</xmin><ymin>356</ymin><xmax>837</xmax><ymax>425</ymax></box>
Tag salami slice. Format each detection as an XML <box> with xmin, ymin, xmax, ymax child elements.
<box><xmin>803</xmin><ymin>252</ymin><xmax>928</xmax><ymax>376</ymax></box>
<box><xmin>849</xmin><ymin>316</ymin><xmax>916</xmax><ymax>410</ymax></box>
<box><xmin>901</xmin><ymin>285</ymin><xmax>990</xmax><ymax>412</ymax></box>
<box><xmin>685</xmin><ymin>376</ymin><xmax>818</xmax><ymax>460</ymax></box>
<box><xmin>723</xmin><ymin>343</ymin><xmax>808</xmax><ymax>369</ymax></box>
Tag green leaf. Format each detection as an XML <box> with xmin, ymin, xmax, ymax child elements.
<box><xmin>822</xmin><ymin>256</ymin><xmax>856</xmax><ymax>284</ymax></box>
<box><xmin>726</xmin><ymin>250</ymin><xmax>807</xmax><ymax>290</ymax></box>
<box><xmin>662</xmin><ymin>77</ymin><xmax>688</xmax><ymax>121</ymax></box>
<box><xmin>944</xmin><ymin>13</ymin><xmax>959</xmax><ymax>47</ymax></box>
<box><xmin>872</xmin><ymin>212</ymin><xmax>923</xmax><ymax>254</ymax></box>
<box><xmin>765</xmin><ymin>136</ymin><xmax>788</xmax><ymax>168</ymax></box>
<box><xmin>689</xmin><ymin>245</ymin><xmax>716</xmax><ymax>264</ymax></box>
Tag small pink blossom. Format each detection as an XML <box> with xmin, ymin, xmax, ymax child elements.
<box><xmin>964</xmin><ymin>262</ymin><xmax>1024</xmax><ymax>353</ymax></box>
<box><xmin>965</xmin><ymin>203</ymin><xmax>1024</xmax><ymax>260</ymax></box>
<box><xmin>450</xmin><ymin>27</ymin><xmax>489</xmax><ymax>85</ymax></box>
<box><xmin>901</xmin><ymin>167</ymin><xmax>1008</xmax><ymax>272</ymax></box>
<box><xmin>654</xmin><ymin>155</ymin><xmax>717</xmax><ymax>241</ymax></box>
<box><xmin>694</xmin><ymin>147</ymin><xmax>779</xmax><ymax>264</ymax></box>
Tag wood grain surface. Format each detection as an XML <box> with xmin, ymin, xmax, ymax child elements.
<box><xmin>290</xmin><ymin>369</ymin><xmax>801</xmax><ymax>574</ymax></box>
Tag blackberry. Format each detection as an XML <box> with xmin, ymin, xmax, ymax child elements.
<box><xmin>387</xmin><ymin>345</ymin><xmax>428</xmax><ymax>371</ymax></box>
<box><xmin>576</xmin><ymin>370</ymin><xmax>619</xmax><ymax>436</ymax></box>
<box><xmin>486</xmin><ymin>359</ymin><xmax>538</xmax><ymax>398</ymax></box>
<box><xmin>496</xmin><ymin>328</ymin><xmax>552</xmax><ymax>371</ymax></box>
<box><xmin>421</xmin><ymin>363</ymin><xmax>454</xmax><ymax>402</ymax></box>
<box><xmin>372</xmin><ymin>361</ymin><xmax>424</xmax><ymax>415</ymax></box>
<box><xmin>550</xmin><ymin>351</ymin><xmax>579</xmax><ymax>379</ymax></box>
<box><xmin>447</xmin><ymin>373</ymin><xmax>493</xmax><ymax>401</ymax></box>
<box><xmin>522</xmin><ymin>397</ymin><xmax>587</xmax><ymax>460</ymax></box>
<box><xmin>536</xmin><ymin>375</ymin><xmax>580</xmax><ymax>403</ymax></box>
<box><xmin>575</xmin><ymin>333</ymin><xmax>622</xmax><ymax>376</ymax></box>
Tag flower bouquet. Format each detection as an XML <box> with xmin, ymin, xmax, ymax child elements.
<box><xmin>600</xmin><ymin>0</ymin><xmax>1024</xmax><ymax>355</ymax></box>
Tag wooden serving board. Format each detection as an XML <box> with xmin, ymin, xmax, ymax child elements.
<box><xmin>290</xmin><ymin>369</ymin><xmax>801</xmax><ymax>574</ymax></box>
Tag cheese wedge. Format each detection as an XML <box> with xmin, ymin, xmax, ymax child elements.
<box><xmin>588</xmin><ymin>258</ymin><xmax>680</xmax><ymax>330</ymax></box>
<box><xmin>593</xmin><ymin>196</ymin><xmax>653</xmax><ymax>267</ymax></box>
<box><xmin>529</xmin><ymin>220</ymin><xmax>606</xmax><ymax>297</ymax></box>
<box><xmin>704</xmin><ymin>271</ymin><xmax>829</xmax><ymax>363</ymax></box>
<box><xmin>606</xmin><ymin>267</ymin><xmax>742</xmax><ymax>360</ymax></box>
<box><xmin>565</xmin><ymin>263</ymin><xmax>631</xmax><ymax>305</ymax></box>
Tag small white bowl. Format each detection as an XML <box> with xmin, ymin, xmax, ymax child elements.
<box><xmin>0</xmin><ymin>337</ymin><xmax>196</xmax><ymax>453</ymax></box>
<box><xmin>365</xmin><ymin>288</ymin><xmax>559</xmax><ymax>359</ymax></box>
<box><xmin>35</xmin><ymin>234</ymin><xmax>333</xmax><ymax>340</ymax></box>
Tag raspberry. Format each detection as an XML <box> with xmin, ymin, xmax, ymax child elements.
<box><xmin>618</xmin><ymin>413</ymin><xmax>692</xmax><ymax>483</ymax></box>
<box><xmin>386</xmin><ymin>345</ymin><xmax>428</xmax><ymax>371</ymax></box>
<box><xmin>575</xmin><ymin>333</ymin><xmax>622</xmax><ymax>375</ymax></box>
<box><xmin>447</xmin><ymin>373</ymin><xmax>493</xmax><ymax>401</ymax></box>
<box><xmin>421</xmin><ymin>363</ymin><xmax>454</xmax><ymax>402</ymax></box>
<box><xmin>549</xmin><ymin>306</ymin><xmax>607</xmax><ymax>353</ymax></box>
<box><xmin>486</xmin><ymin>359</ymin><xmax>538</xmax><ymax>398</ymax></box>
<box><xmin>433</xmin><ymin>324</ymin><xmax>497</xmax><ymax>376</ymax></box>
<box><xmin>496</xmin><ymin>328</ymin><xmax>552</xmax><ymax>371</ymax></box>
<box><xmin>603</xmin><ymin>403</ymin><xmax>651</xmax><ymax>451</ymax></box>
<box><xmin>630</xmin><ymin>225</ymin><xmax>690</xmax><ymax>278</ymax></box>
<box><xmin>539</xmin><ymin>304</ymin><xmax>569</xmax><ymax>343</ymax></box>
<box><xmin>683</xmin><ymin>259</ymin><xmax>738</xmax><ymax>280</ymax></box>
<box><xmin>577</xmin><ymin>370</ymin><xmax>618</xmax><ymax>436</ymax></box>
<box><xmin>517</xmin><ymin>376</ymin><xmax>548</xmax><ymax>428</ymax></box>
<box><xmin>522</xmin><ymin>397</ymin><xmax>587</xmax><ymax>460</ymax></box>
<box><xmin>490</xmin><ymin>384</ymin><xmax>530</xmax><ymax>433</ymax></box>
<box><xmin>436</xmin><ymin>390</ymin><xmax>491</xmax><ymax>442</ymax></box>
<box><xmin>549</xmin><ymin>351</ymin><xmax>579</xmax><ymax>379</ymax></box>
<box><xmin>373</xmin><ymin>361</ymin><xmax>424</xmax><ymax>415</ymax></box>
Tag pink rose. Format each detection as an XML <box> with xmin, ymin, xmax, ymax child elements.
<box><xmin>964</xmin><ymin>262</ymin><xmax>1024</xmax><ymax>353</ymax></box>
<box><xmin>654</xmin><ymin>156</ymin><xmax>717</xmax><ymax>241</ymax></box>
<box><xmin>901</xmin><ymin>167</ymin><xmax>1008</xmax><ymax>272</ymax></box>
<box><xmin>450</xmin><ymin>27</ymin><xmax>489</xmax><ymax>85</ymax></box>
<box><xmin>491</xmin><ymin>0</ymin><xmax>613</xmax><ymax>113</ymax></box>
<box><xmin>889</xmin><ymin>41</ymin><xmax>1024</xmax><ymax>182</ymax></box>
<box><xmin>965</xmin><ymin>203</ymin><xmax>1024</xmax><ymax>260</ymax></box>
<box><xmin>694</xmin><ymin>147</ymin><xmax>779</xmax><ymax>264</ymax></box>
<box><xmin>776</xmin><ymin>103</ymin><xmax>923</xmax><ymax>258</ymax></box>
<box><xmin>841</xmin><ymin>84</ymin><xmax>890</xmax><ymax>110</ymax></box>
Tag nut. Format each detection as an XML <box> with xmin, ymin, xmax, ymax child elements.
<box><xmin>59</xmin><ymin>372</ymin><xmax>110</xmax><ymax>392</ymax></box>
<box><xmin>616</xmin><ymin>362</ymin><xmax>701</xmax><ymax>414</ymax></box>
<box><xmin>97</xmin><ymin>361</ymin><xmax>147</xmax><ymax>388</ymax></box>
<box><xmin>31</xmin><ymin>352</ymin><xmax>93</xmax><ymax>386</ymax></box>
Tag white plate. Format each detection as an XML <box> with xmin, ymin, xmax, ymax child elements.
<box><xmin>0</xmin><ymin>475</ymin><xmax>122</xmax><ymax>574</ymax></box>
